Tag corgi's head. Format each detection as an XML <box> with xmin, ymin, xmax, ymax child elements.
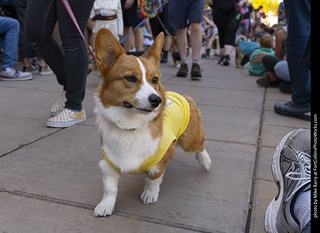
<box><xmin>94</xmin><ymin>28</ymin><xmax>165</xmax><ymax>130</ymax></box>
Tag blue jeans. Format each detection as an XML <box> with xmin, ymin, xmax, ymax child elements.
<box><xmin>0</xmin><ymin>16</ymin><xmax>19</xmax><ymax>68</ymax></box>
<box><xmin>284</xmin><ymin>0</ymin><xmax>311</xmax><ymax>107</ymax></box>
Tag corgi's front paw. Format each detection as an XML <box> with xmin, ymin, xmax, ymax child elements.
<box><xmin>141</xmin><ymin>189</ymin><xmax>159</xmax><ymax>204</ymax></box>
<box><xmin>94</xmin><ymin>201</ymin><xmax>114</xmax><ymax>217</ymax></box>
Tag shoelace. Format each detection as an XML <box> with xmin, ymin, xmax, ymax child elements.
<box><xmin>285</xmin><ymin>151</ymin><xmax>311</xmax><ymax>201</ymax></box>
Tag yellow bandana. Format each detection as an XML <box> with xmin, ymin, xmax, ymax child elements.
<box><xmin>102</xmin><ymin>91</ymin><xmax>190</xmax><ymax>174</ymax></box>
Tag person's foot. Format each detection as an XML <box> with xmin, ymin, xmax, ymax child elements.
<box><xmin>23</xmin><ymin>65</ymin><xmax>38</xmax><ymax>73</ymax></box>
<box><xmin>46</xmin><ymin>108</ymin><xmax>86</xmax><ymax>128</ymax></box>
<box><xmin>176</xmin><ymin>63</ymin><xmax>188</xmax><ymax>77</ymax></box>
<box><xmin>50</xmin><ymin>90</ymin><xmax>67</xmax><ymax>116</ymax></box>
<box><xmin>274</xmin><ymin>101</ymin><xmax>311</xmax><ymax>121</ymax></box>
<box><xmin>218</xmin><ymin>55</ymin><xmax>225</xmax><ymax>65</ymax></box>
<box><xmin>38</xmin><ymin>65</ymin><xmax>53</xmax><ymax>75</ymax></box>
<box><xmin>190</xmin><ymin>63</ymin><xmax>202</xmax><ymax>79</ymax></box>
<box><xmin>223</xmin><ymin>55</ymin><xmax>230</xmax><ymax>66</ymax></box>
<box><xmin>0</xmin><ymin>67</ymin><xmax>33</xmax><ymax>81</ymax></box>
<box><xmin>265</xmin><ymin>128</ymin><xmax>311</xmax><ymax>233</ymax></box>
<box><xmin>160</xmin><ymin>52</ymin><xmax>168</xmax><ymax>63</ymax></box>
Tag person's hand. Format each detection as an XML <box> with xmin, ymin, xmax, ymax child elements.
<box><xmin>252</xmin><ymin>52</ymin><xmax>268</xmax><ymax>64</ymax></box>
<box><xmin>124</xmin><ymin>0</ymin><xmax>135</xmax><ymax>10</ymax></box>
<box><xmin>237</xmin><ymin>0</ymin><xmax>244</xmax><ymax>8</ymax></box>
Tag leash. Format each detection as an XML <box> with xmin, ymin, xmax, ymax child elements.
<box><xmin>119</xmin><ymin>2</ymin><xmax>166</xmax><ymax>44</ymax></box>
<box><xmin>62</xmin><ymin>0</ymin><xmax>165</xmax><ymax>61</ymax></box>
<box><xmin>61</xmin><ymin>0</ymin><xmax>96</xmax><ymax>63</ymax></box>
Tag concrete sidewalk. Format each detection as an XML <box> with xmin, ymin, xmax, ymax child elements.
<box><xmin>0</xmin><ymin>51</ymin><xmax>310</xmax><ymax>233</ymax></box>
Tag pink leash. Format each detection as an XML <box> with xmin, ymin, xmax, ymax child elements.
<box><xmin>61</xmin><ymin>0</ymin><xmax>96</xmax><ymax>63</ymax></box>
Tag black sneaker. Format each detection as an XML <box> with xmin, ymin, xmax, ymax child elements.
<box><xmin>176</xmin><ymin>63</ymin><xmax>188</xmax><ymax>77</ymax></box>
<box><xmin>223</xmin><ymin>55</ymin><xmax>230</xmax><ymax>66</ymax></box>
<box><xmin>218</xmin><ymin>55</ymin><xmax>225</xmax><ymax>65</ymax></box>
<box><xmin>160</xmin><ymin>52</ymin><xmax>168</xmax><ymax>63</ymax></box>
<box><xmin>190</xmin><ymin>63</ymin><xmax>202</xmax><ymax>79</ymax></box>
<box><xmin>274</xmin><ymin>101</ymin><xmax>311</xmax><ymax>121</ymax></box>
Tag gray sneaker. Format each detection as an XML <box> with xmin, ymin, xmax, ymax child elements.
<box><xmin>265</xmin><ymin>128</ymin><xmax>311</xmax><ymax>233</ymax></box>
<box><xmin>0</xmin><ymin>67</ymin><xmax>33</xmax><ymax>81</ymax></box>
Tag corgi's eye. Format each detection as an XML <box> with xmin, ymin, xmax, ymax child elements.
<box><xmin>125</xmin><ymin>75</ymin><xmax>137</xmax><ymax>83</ymax></box>
<box><xmin>152</xmin><ymin>77</ymin><xmax>158</xmax><ymax>84</ymax></box>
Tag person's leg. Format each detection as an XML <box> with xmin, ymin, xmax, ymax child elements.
<box><xmin>56</xmin><ymin>0</ymin><xmax>95</xmax><ymax>111</ymax></box>
<box><xmin>212</xmin><ymin>9</ymin><xmax>226</xmax><ymax>64</ymax></box>
<box><xmin>0</xmin><ymin>16</ymin><xmax>19</xmax><ymax>68</ymax></box>
<box><xmin>189</xmin><ymin>23</ymin><xmax>202</xmax><ymax>61</ymax></box>
<box><xmin>25</xmin><ymin>0</ymin><xmax>67</xmax><ymax>88</ymax></box>
<box><xmin>133</xmin><ymin>27</ymin><xmax>143</xmax><ymax>52</ymax></box>
<box><xmin>222</xmin><ymin>11</ymin><xmax>240</xmax><ymax>66</ymax></box>
<box><xmin>284</xmin><ymin>0</ymin><xmax>311</xmax><ymax>107</ymax></box>
<box><xmin>176</xmin><ymin>27</ymin><xmax>188</xmax><ymax>62</ymax></box>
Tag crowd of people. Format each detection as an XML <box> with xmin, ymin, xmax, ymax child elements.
<box><xmin>0</xmin><ymin>0</ymin><xmax>311</xmax><ymax>125</ymax></box>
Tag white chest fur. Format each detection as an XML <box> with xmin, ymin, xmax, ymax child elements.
<box><xmin>94</xmin><ymin>98</ymin><xmax>161</xmax><ymax>173</ymax></box>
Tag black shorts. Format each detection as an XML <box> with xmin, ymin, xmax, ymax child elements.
<box><xmin>121</xmin><ymin>0</ymin><xmax>142</xmax><ymax>27</ymax></box>
<box><xmin>149</xmin><ymin>6</ymin><xmax>175</xmax><ymax>36</ymax></box>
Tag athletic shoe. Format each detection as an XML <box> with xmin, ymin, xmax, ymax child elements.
<box><xmin>218</xmin><ymin>55</ymin><xmax>225</xmax><ymax>65</ymax></box>
<box><xmin>46</xmin><ymin>108</ymin><xmax>86</xmax><ymax>128</ymax></box>
<box><xmin>23</xmin><ymin>65</ymin><xmax>38</xmax><ymax>73</ymax></box>
<box><xmin>176</xmin><ymin>63</ymin><xmax>188</xmax><ymax>77</ymax></box>
<box><xmin>50</xmin><ymin>90</ymin><xmax>67</xmax><ymax>116</ymax></box>
<box><xmin>265</xmin><ymin>128</ymin><xmax>311</xmax><ymax>233</ymax></box>
<box><xmin>274</xmin><ymin>101</ymin><xmax>311</xmax><ymax>121</ymax></box>
<box><xmin>0</xmin><ymin>67</ymin><xmax>33</xmax><ymax>81</ymax></box>
<box><xmin>190</xmin><ymin>63</ymin><xmax>202</xmax><ymax>79</ymax></box>
<box><xmin>223</xmin><ymin>55</ymin><xmax>230</xmax><ymax>66</ymax></box>
<box><xmin>38</xmin><ymin>65</ymin><xmax>53</xmax><ymax>75</ymax></box>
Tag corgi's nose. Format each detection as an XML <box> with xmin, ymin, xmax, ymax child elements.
<box><xmin>148</xmin><ymin>94</ymin><xmax>162</xmax><ymax>108</ymax></box>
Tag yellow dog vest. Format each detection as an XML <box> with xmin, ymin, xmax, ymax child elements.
<box><xmin>102</xmin><ymin>91</ymin><xmax>190</xmax><ymax>174</ymax></box>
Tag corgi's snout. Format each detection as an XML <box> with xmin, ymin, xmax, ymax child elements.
<box><xmin>148</xmin><ymin>94</ymin><xmax>162</xmax><ymax>108</ymax></box>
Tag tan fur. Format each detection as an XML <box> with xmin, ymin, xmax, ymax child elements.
<box><xmin>235</xmin><ymin>35</ymin><xmax>247</xmax><ymax>68</ymax></box>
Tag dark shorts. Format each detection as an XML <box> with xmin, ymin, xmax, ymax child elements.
<box><xmin>168</xmin><ymin>0</ymin><xmax>205</xmax><ymax>28</ymax></box>
<box><xmin>149</xmin><ymin>6</ymin><xmax>175</xmax><ymax>36</ymax></box>
<box><xmin>121</xmin><ymin>0</ymin><xmax>142</xmax><ymax>27</ymax></box>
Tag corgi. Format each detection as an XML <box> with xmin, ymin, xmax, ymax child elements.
<box><xmin>93</xmin><ymin>28</ymin><xmax>212</xmax><ymax>217</ymax></box>
<box><xmin>235</xmin><ymin>35</ymin><xmax>247</xmax><ymax>68</ymax></box>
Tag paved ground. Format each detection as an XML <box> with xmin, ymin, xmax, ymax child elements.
<box><xmin>0</xmin><ymin>50</ymin><xmax>310</xmax><ymax>233</ymax></box>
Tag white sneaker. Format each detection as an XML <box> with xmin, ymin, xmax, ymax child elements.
<box><xmin>0</xmin><ymin>67</ymin><xmax>33</xmax><ymax>81</ymax></box>
<box><xmin>46</xmin><ymin>108</ymin><xmax>86</xmax><ymax>128</ymax></box>
<box><xmin>265</xmin><ymin>128</ymin><xmax>311</xmax><ymax>233</ymax></box>
<box><xmin>50</xmin><ymin>90</ymin><xmax>67</xmax><ymax>116</ymax></box>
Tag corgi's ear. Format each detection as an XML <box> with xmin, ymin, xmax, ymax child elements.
<box><xmin>95</xmin><ymin>28</ymin><xmax>125</xmax><ymax>73</ymax></box>
<box><xmin>142</xmin><ymin>32</ymin><xmax>164</xmax><ymax>66</ymax></box>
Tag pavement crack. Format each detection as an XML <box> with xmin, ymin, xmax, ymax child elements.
<box><xmin>0</xmin><ymin>188</ymin><xmax>215</xmax><ymax>233</ymax></box>
<box><xmin>244</xmin><ymin>87</ymin><xmax>267</xmax><ymax>233</ymax></box>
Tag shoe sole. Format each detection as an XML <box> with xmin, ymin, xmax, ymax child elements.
<box><xmin>46</xmin><ymin>117</ymin><xmax>86</xmax><ymax>128</ymax></box>
<box><xmin>191</xmin><ymin>72</ymin><xmax>202</xmax><ymax>80</ymax></box>
<box><xmin>274</xmin><ymin>106</ymin><xmax>311</xmax><ymax>121</ymax></box>
<box><xmin>264</xmin><ymin>129</ymin><xmax>306</xmax><ymax>233</ymax></box>
<box><xmin>0</xmin><ymin>76</ymin><xmax>33</xmax><ymax>81</ymax></box>
<box><xmin>264</xmin><ymin>130</ymin><xmax>293</xmax><ymax>233</ymax></box>
<box><xmin>176</xmin><ymin>72</ymin><xmax>188</xmax><ymax>77</ymax></box>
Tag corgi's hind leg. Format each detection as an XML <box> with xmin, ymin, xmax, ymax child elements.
<box><xmin>178</xmin><ymin>95</ymin><xmax>212</xmax><ymax>171</ymax></box>
<box><xmin>196</xmin><ymin>149</ymin><xmax>211</xmax><ymax>171</ymax></box>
